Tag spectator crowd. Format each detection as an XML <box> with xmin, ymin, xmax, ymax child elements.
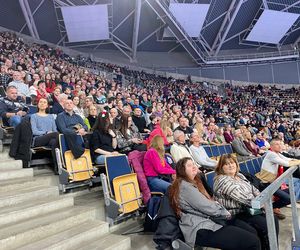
<box><xmin>1</xmin><ymin>31</ymin><xmax>300</xmax><ymax>250</ymax></box>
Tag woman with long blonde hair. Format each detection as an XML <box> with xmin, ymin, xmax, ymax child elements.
<box><xmin>194</xmin><ymin>115</ymin><xmax>208</xmax><ymax>144</ymax></box>
<box><xmin>143</xmin><ymin>135</ymin><xmax>175</xmax><ymax>193</ymax></box>
<box><xmin>159</xmin><ymin>118</ymin><xmax>173</xmax><ymax>143</ymax></box>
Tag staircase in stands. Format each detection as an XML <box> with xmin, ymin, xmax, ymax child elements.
<box><xmin>0</xmin><ymin>148</ymin><xmax>131</xmax><ymax>250</ymax></box>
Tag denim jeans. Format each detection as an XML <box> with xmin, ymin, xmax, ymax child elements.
<box><xmin>261</xmin><ymin>182</ymin><xmax>290</xmax><ymax>208</ymax></box>
<box><xmin>291</xmin><ymin>178</ymin><xmax>300</xmax><ymax>201</ymax></box>
<box><xmin>9</xmin><ymin>115</ymin><xmax>22</xmax><ymax>128</ymax></box>
<box><xmin>147</xmin><ymin>176</ymin><xmax>171</xmax><ymax>194</ymax></box>
<box><xmin>95</xmin><ymin>155</ymin><xmax>106</xmax><ymax>165</ymax></box>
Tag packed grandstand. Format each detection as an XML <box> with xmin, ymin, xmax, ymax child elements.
<box><xmin>1</xmin><ymin>1</ymin><xmax>300</xmax><ymax>248</ymax></box>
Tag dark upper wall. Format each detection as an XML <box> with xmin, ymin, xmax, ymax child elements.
<box><xmin>172</xmin><ymin>61</ymin><xmax>300</xmax><ymax>84</ymax></box>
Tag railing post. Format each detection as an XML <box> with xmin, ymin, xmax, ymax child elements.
<box><xmin>265</xmin><ymin>198</ymin><xmax>278</xmax><ymax>250</ymax></box>
<box><xmin>289</xmin><ymin>174</ymin><xmax>300</xmax><ymax>247</ymax></box>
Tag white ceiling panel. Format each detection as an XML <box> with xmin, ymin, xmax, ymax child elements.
<box><xmin>163</xmin><ymin>3</ymin><xmax>210</xmax><ymax>38</ymax></box>
<box><xmin>246</xmin><ymin>9</ymin><xmax>299</xmax><ymax>44</ymax></box>
<box><xmin>61</xmin><ymin>4</ymin><xmax>109</xmax><ymax>42</ymax></box>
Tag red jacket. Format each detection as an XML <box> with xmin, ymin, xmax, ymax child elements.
<box><xmin>143</xmin><ymin>124</ymin><xmax>169</xmax><ymax>148</ymax></box>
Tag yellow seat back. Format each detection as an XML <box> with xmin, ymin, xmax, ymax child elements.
<box><xmin>64</xmin><ymin>149</ymin><xmax>94</xmax><ymax>181</ymax></box>
<box><xmin>113</xmin><ymin>173</ymin><xmax>141</xmax><ymax>214</ymax></box>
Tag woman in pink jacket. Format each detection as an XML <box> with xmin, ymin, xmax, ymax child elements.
<box><xmin>143</xmin><ymin>135</ymin><xmax>176</xmax><ymax>193</ymax></box>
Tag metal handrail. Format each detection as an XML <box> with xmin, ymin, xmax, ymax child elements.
<box><xmin>207</xmin><ymin>50</ymin><xmax>299</xmax><ymax>62</ymax></box>
<box><xmin>251</xmin><ymin>166</ymin><xmax>300</xmax><ymax>250</ymax></box>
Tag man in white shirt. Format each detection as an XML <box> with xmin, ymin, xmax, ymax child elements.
<box><xmin>189</xmin><ymin>132</ymin><xmax>217</xmax><ymax>170</ymax></box>
<box><xmin>256</xmin><ymin>139</ymin><xmax>300</xmax><ymax>184</ymax></box>
<box><xmin>170</xmin><ymin>130</ymin><xmax>193</xmax><ymax>163</ymax></box>
<box><xmin>256</xmin><ymin>138</ymin><xmax>300</xmax><ymax>219</ymax></box>
<box><xmin>8</xmin><ymin>71</ymin><xmax>30</xmax><ymax>98</ymax></box>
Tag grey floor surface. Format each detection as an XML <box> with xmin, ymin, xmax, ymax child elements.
<box><xmin>114</xmin><ymin>207</ymin><xmax>296</xmax><ymax>250</ymax></box>
<box><xmin>73</xmin><ymin>189</ymin><xmax>298</xmax><ymax>250</ymax></box>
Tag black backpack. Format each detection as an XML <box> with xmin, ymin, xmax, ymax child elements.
<box><xmin>143</xmin><ymin>196</ymin><xmax>162</xmax><ymax>232</ymax></box>
<box><xmin>153</xmin><ymin>191</ymin><xmax>184</xmax><ymax>250</ymax></box>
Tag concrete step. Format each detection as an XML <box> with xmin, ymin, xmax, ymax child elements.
<box><xmin>0</xmin><ymin>176</ymin><xmax>56</xmax><ymax>193</ymax></box>
<box><xmin>74</xmin><ymin>190</ymin><xmax>105</xmax><ymax>220</ymax></box>
<box><xmin>0</xmin><ymin>206</ymin><xmax>96</xmax><ymax>249</ymax></box>
<box><xmin>33</xmin><ymin>167</ymin><xmax>55</xmax><ymax>176</ymax></box>
<box><xmin>0</xmin><ymin>159</ymin><xmax>22</xmax><ymax>170</ymax></box>
<box><xmin>0</xmin><ymin>185</ymin><xmax>59</xmax><ymax>208</ymax></box>
<box><xmin>18</xmin><ymin>220</ymin><xmax>109</xmax><ymax>250</ymax></box>
<box><xmin>0</xmin><ymin>152</ymin><xmax>13</xmax><ymax>161</ymax></box>
<box><xmin>0</xmin><ymin>168</ymin><xmax>33</xmax><ymax>181</ymax></box>
<box><xmin>0</xmin><ymin>196</ymin><xmax>74</xmax><ymax>227</ymax></box>
<box><xmin>76</xmin><ymin>234</ymin><xmax>131</xmax><ymax>250</ymax></box>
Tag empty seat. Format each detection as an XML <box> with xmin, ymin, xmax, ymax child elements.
<box><xmin>225</xmin><ymin>144</ymin><xmax>233</xmax><ymax>154</ymax></box>
<box><xmin>218</xmin><ymin>145</ymin><xmax>227</xmax><ymax>155</ymax></box>
<box><xmin>203</xmin><ymin>145</ymin><xmax>213</xmax><ymax>158</ymax></box>
<box><xmin>257</xmin><ymin>156</ymin><xmax>264</xmax><ymax>166</ymax></box>
<box><xmin>252</xmin><ymin>158</ymin><xmax>261</xmax><ymax>173</ymax></box>
<box><xmin>210</xmin><ymin>145</ymin><xmax>220</xmax><ymax>157</ymax></box>
<box><xmin>105</xmin><ymin>154</ymin><xmax>132</xmax><ymax>195</ymax></box>
<box><xmin>239</xmin><ymin>161</ymin><xmax>248</xmax><ymax>174</ymax></box>
<box><xmin>101</xmin><ymin>154</ymin><xmax>142</xmax><ymax>224</ymax></box>
<box><xmin>246</xmin><ymin>160</ymin><xmax>256</xmax><ymax>175</ymax></box>
<box><xmin>113</xmin><ymin>173</ymin><xmax>141</xmax><ymax>214</ymax></box>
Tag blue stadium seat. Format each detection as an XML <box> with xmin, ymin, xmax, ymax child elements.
<box><xmin>203</xmin><ymin>145</ymin><xmax>213</xmax><ymax>158</ymax></box>
<box><xmin>57</xmin><ymin>134</ymin><xmax>94</xmax><ymax>192</ymax></box>
<box><xmin>239</xmin><ymin>161</ymin><xmax>248</xmax><ymax>174</ymax></box>
<box><xmin>59</xmin><ymin>134</ymin><xmax>85</xmax><ymax>166</ymax></box>
<box><xmin>28</xmin><ymin>105</ymin><xmax>38</xmax><ymax>114</ymax></box>
<box><xmin>165</xmin><ymin>153</ymin><xmax>175</xmax><ymax>168</ymax></box>
<box><xmin>101</xmin><ymin>154</ymin><xmax>141</xmax><ymax>223</ymax></box>
<box><xmin>211</xmin><ymin>145</ymin><xmax>220</xmax><ymax>157</ymax></box>
<box><xmin>252</xmin><ymin>158</ymin><xmax>261</xmax><ymax>173</ymax></box>
<box><xmin>218</xmin><ymin>145</ymin><xmax>227</xmax><ymax>155</ymax></box>
<box><xmin>205</xmin><ymin>171</ymin><xmax>215</xmax><ymax>190</ymax></box>
<box><xmin>246</xmin><ymin>160</ymin><xmax>256</xmax><ymax>175</ymax></box>
<box><xmin>225</xmin><ymin>144</ymin><xmax>233</xmax><ymax>154</ymax></box>
<box><xmin>257</xmin><ymin>156</ymin><xmax>264</xmax><ymax>166</ymax></box>
<box><xmin>105</xmin><ymin>155</ymin><xmax>132</xmax><ymax>195</ymax></box>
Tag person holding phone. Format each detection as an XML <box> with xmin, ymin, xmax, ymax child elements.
<box><xmin>115</xmin><ymin>114</ymin><xmax>146</xmax><ymax>153</ymax></box>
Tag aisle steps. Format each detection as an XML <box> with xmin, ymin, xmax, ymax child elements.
<box><xmin>0</xmin><ymin>147</ymin><xmax>131</xmax><ymax>250</ymax></box>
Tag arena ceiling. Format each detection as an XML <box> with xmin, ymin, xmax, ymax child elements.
<box><xmin>1</xmin><ymin>0</ymin><xmax>300</xmax><ymax>65</ymax></box>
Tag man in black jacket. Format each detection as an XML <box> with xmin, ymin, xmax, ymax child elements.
<box><xmin>0</xmin><ymin>85</ymin><xmax>28</xmax><ymax>127</ymax></box>
<box><xmin>132</xmin><ymin>107</ymin><xmax>149</xmax><ymax>133</ymax></box>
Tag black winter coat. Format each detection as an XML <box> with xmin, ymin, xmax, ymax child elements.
<box><xmin>153</xmin><ymin>174</ymin><xmax>211</xmax><ymax>250</ymax></box>
<box><xmin>9</xmin><ymin>116</ymin><xmax>32</xmax><ymax>166</ymax></box>
<box><xmin>153</xmin><ymin>191</ymin><xmax>184</xmax><ymax>250</ymax></box>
